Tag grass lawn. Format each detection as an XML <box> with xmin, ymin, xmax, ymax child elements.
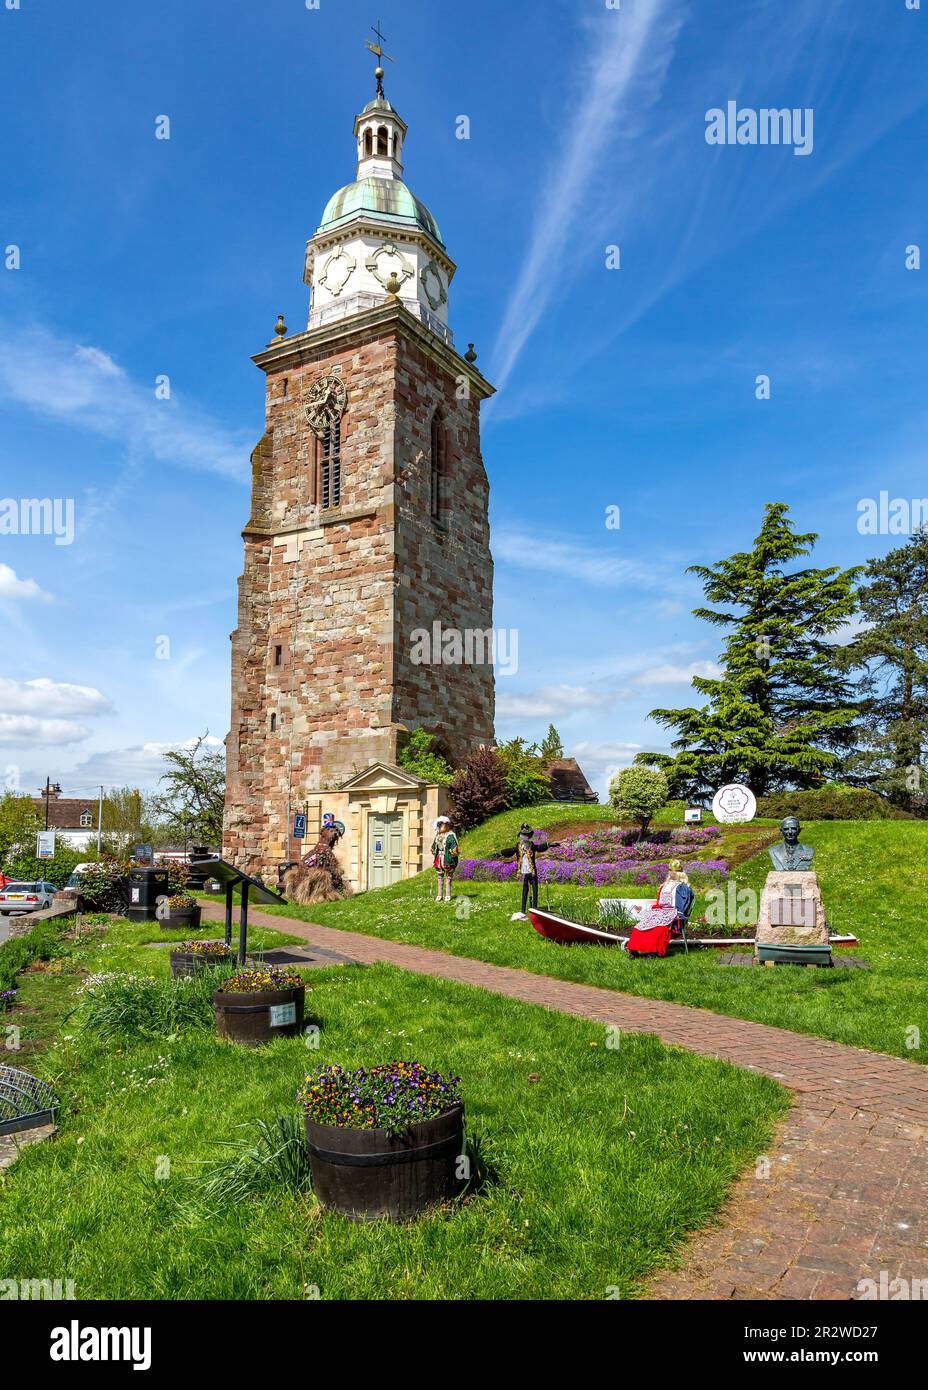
<box><xmin>0</xmin><ymin>916</ymin><xmax>786</xmax><ymax>1300</ymax></box>
<box><xmin>255</xmin><ymin>815</ymin><xmax>928</xmax><ymax>1065</ymax></box>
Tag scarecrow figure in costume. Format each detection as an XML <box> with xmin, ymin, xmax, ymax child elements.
<box><xmin>510</xmin><ymin>823</ymin><xmax>549</xmax><ymax>921</ymax></box>
<box><xmin>625</xmin><ymin>860</ymin><xmax>694</xmax><ymax>958</ymax></box>
<box><xmin>431</xmin><ymin>816</ymin><xmax>459</xmax><ymax>903</ymax></box>
<box><xmin>282</xmin><ymin>811</ymin><xmax>351</xmax><ymax>905</ymax></box>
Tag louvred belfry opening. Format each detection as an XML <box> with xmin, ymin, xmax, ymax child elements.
<box><xmin>320</xmin><ymin>421</ymin><xmax>341</xmax><ymax>510</ymax></box>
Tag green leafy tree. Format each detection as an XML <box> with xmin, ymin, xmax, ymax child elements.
<box><xmin>495</xmin><ymin>737</ymin><xmax>552</xmax><ymax>809</ymax></box>
<box><xmin>150</xmin><ymin>735</ymin><xmax>226</xmax><ymax>845</ymax></box>
<box><xmin>538</xmin><ymin>725</ymin><xmax>565</xmax><ymax>761</ymax></box>
<box><xmin>101</xmin><ymin>787</ymin><xmax>153</xmax><ymax>855</ymax></box>
<box><xmin>608</xmin><ymin>765</ymin><xmax>668</xmax><ymax>840</ymax></box>
<box><xmin>0</xmin><ymin>792</ymin><xmax>41</xmax><ymax>867</ymax></box>
<box><xmin>837</xmin><ymin>528</ymin><xmax>928</xmax><ymax>812</ymax></box>
<box><xmin>637</xmin><ymin>504</ymin><xmax>860</xmax><ymax>799</ymax></box>
<box><xmin>7</xmin><ymin>844</ymin><xmax>86</xmax><ymax>889</ymax></box>
<box><xmin>397</xmin><ymin>728</ymin><xmax>455</xmax><ymax>786</ymax></box>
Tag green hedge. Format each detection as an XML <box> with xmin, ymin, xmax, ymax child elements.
<box><xmin>4</xmin><ymin>846</ymin><xmax>85</xmax><ymax>888</ymax></box>
<box><xmin>756</xmin><ymin>787</ymin><xmax>911</xmax><ymax>821</ymax></box>
<box><xmin>0</xmin><ymin>917</ymin><xmax>70</xmax><ymax>997</ymax></box>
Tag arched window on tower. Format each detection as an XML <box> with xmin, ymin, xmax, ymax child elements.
<box><xmin>319</xmin><ymin>420</ymin><xmax>341</xmax><ymax>510</ymax></box>
<box><xmin>364</xmin><ymin>128</ymin><xmax>373</xmax><ymax>158</ymax></box>
<box><xmin>377</xmin><ymin>125</ymin><xmax>389</xmax><ymax>157</ymax></box>
<box><xmin>430</xmin><ymin>411</ymin><xmax>446</xmax><ymax>524</ymax></box>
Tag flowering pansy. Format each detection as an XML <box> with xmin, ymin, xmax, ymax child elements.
<box><xmin>298</xmin><ymin>1060</ymin><xmax>462</xmax><ymax>1136</ymax></box>
<box><xmin>222</xmin><ymin>966</ymin><xmax>305</xmax><ymax>993</ymax></box>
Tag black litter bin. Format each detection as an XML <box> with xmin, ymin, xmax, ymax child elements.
<box><xmin>124</xmin><ymin>867</ymin><xmax>171</xmax><ymax>922</ymax></box>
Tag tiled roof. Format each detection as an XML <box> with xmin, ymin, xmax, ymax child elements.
<box><xmin>31</xmin><ymin>798</ymin><xmax>97</xmax><ymax>830</ymax></box>
<box><xmin>544</xmin><ymin>759</ymin><xmax>598</xmax><ymax>803</ymax></box>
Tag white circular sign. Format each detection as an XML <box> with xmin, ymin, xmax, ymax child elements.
<box><xmin>711</xmin><ymin>783</ymin><xmax>757</xmax><ymax>823</ymax></box>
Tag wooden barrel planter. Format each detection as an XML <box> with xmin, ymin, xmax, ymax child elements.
<box><xmin>305</xmin><ymin>1103</ymin><xmax>465</xmax><ymax>1222</ymax></box>
<box><xmin>213</xmin><ymin>985</ymin><xmax>305</xmax><ymax>1046</ymax></box>
<box><xmin>170</xmin><ymin>947</ymin><xmax>232</xmax><ymax>980</ymax></box>
<box><xmin>159</xmin><ymin>903</ymin><xmax>202</xmax><ymax>933</ymax></box>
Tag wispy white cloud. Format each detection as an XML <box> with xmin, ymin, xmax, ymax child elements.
<box><xmin>0</xmin><ymin>324</ymin><xmax>251</xmax><ymax>483</ymax></box>
<box><xmin>0</xmin><ymin>564</ymin><xmax>52</xmax><ymax>602</ymax></box>
<box><xmin>0</xmin><ymin>714</ymin><xmax>91</xmax><ymax>746</ymax></box>
<box><xmin>568</xmin><ymin>738</ymin><xmax>643</xmax><ymax>801</ymax></box>
<box><xmin>493</xmin><ymin>525</ymin><xmax>662</xmax><ymax>589</ymax></box>
<box><xmin>496</xmin><ymin>684</ymin><xmax>618</xmax><ymax>721</ymax></box>
<box><xmin>631</xmin><ymin>660</ymin><xmax>720</xmax><ymax>685</ymax></box>
<box><xmin>490</xmin><ymin>0</ymin><xmax>684</xmax><ymax>389</ymax></box>
<box><xmin>0</xmin><ymin>678</ymin><xmax>114</xmax><ymax>718</ymax></box>
<box><xmin>56</xmin><ymin>736</ymin><xmax>224</xmax><ymax>795</ymax></box>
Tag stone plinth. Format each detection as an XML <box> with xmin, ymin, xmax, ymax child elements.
<box><xmin>754</xmin><ymin>871</ymin><xmax>829</xmax><ymax>962</ymax></box>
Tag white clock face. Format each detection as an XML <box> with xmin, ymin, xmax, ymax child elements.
<box><xmin>318</xmin><ymin>248</ymin><xmax>356</xmax><ymax>296</ymax></box>
<box><xmin>367</xmin><ymin>242</ymin><xmax>413</xmax><ymax>291</ymax></box>
<box><xmin>421</xmin><ymin>261</ymin><xmax>446</xmax><ymax>311</ymax></box>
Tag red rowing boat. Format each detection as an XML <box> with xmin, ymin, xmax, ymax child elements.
<box><xmin>528</xmin><ymin>907</ymin><xmax>623</xmax><ymax>946</ymax></box>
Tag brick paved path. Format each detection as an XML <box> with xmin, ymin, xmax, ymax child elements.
<box><xmin>203</xmin><ymin>903</ymin><xmax>928</xmax><ymax>1300</ymax></box>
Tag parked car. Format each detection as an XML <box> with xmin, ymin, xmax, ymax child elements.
<box><xmin>64</xmin><ymin>863</ymin><xmax>98</xmax><ymax>889</ymax></box>
<box><xmin>0</xmin><ymin>881</ymin><xmax>57</xmax><ymax>915</ymax></box>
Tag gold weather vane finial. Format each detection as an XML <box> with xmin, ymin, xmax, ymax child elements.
<box><xmin>365</xmin><ymin>19</ymin><xmax>394</xmax><ymax>99</ymax></box>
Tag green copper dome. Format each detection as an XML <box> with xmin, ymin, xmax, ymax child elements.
<box><xmin>318</xmin><ymin>177</ymin><xmax>444</xmax><ymax>247</ymax></box>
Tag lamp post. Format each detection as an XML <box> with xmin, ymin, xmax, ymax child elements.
<box><xmin>43</xmin><ymin>777</ymin><xmax>61</xmax><ymax>831</ymax></box>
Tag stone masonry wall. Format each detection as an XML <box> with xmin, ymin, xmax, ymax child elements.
<box><xmin>392</xmin><ymin>333</ymin><xmax>495</xmax><ymax>764</ymax></box>
<box><xmin>224</xmin><ymin>311</ymin><xmax>494</xmax><ymax>875</ymax></box>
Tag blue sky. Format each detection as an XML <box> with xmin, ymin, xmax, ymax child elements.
<box><xmin>0</xmin><ymin>0</ymin><xmax>926</xmax><ymax>801</ymax></box>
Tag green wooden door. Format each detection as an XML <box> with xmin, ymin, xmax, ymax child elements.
<box><xmin>367</xmin><ymin>812</ymin><xmax>403</xmax><ymax>889</ymax></box>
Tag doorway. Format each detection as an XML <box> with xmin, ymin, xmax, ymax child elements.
<box><xmin>367</xmin><ymin>812</ymin><xmax>403</xmax><ymax>889</ymax></box>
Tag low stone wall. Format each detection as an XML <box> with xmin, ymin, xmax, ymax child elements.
<box><xmin>4</xmin><ymin>899</ymin><xmax>76</xmax><ymax>940</ymax></box>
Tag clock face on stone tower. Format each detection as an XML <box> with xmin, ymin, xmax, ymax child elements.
<box><xmin>304</xmin><ymin>375</ymin><xmax>348</xmax><ymax>440</ymax></box>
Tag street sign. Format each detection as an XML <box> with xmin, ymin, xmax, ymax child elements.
<box><xmin>293</xmin><ymin>814</ymin><xmax>307</xmax><ymax>840</ymax></box>
<box><xmin>134</xmin><ymin>843</ymin><xmax>153</xmax><ymax>864</ymax></box>
<box><xmin>36</xmin><ymin>831</ymin><xmax>56</xmax><ymax>860</ymax></box>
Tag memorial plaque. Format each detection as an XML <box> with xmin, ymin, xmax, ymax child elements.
<box><xmin>754</xmin><ymin>870</ymin><xmax>830</xmax><ymax>964</ymax></box>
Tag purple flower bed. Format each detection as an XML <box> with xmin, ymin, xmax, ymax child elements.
<box><xmin>458</xmin><ymin>857</ymin><xmax>729</xmax><ymax>886</ymax></box>
<box><xmin>513</xmin><ymin>825</ymin><xmax>719</xmax><ymax>865</ymax></box>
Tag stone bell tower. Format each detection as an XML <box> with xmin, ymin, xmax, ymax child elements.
<box><xmin>223</xmin><ymin>59</ymin><xmax>496</xmax><ymax>874</ymax></box>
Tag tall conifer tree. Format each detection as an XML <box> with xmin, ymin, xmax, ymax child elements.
<box><xmin>637</xmin><ymin>503</ymin><xmax>859</xmax><ymax>798</ymax></box>
<box><xmin>838</xmin><ymin>527</ymin><xmax>928</xmax><ymax>811</ymax></box>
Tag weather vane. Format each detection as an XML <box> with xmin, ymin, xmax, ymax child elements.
<box><xmin>365</xmin><ymin>19</ymin><xmax>394</xmax><ymax>99</ymax></box>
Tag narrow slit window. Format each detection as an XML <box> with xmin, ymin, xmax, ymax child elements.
<box><xmin>270</xmin><ymin>713</ymin><xmax>277</xmax><ymax>732</ymax></box>
<box><xmin>273</xmin><ymin>645</ymin><xmax>283</xmax><ymax>667</ymax></box>
<box><xmin>320</xmin><ymin>420</ymin><xmax>341</xmax><ymax>510</ymax></box>
<box><xmin>430</xmin><ymin>412</ymin><xmax>446</xmax><ymax>522</ymax></box>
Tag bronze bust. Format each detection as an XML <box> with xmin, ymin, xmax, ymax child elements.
<box><xmin>768</xmin><ymin>816</ymin><xmax>814</xmax><ymax>871</ymax></box>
